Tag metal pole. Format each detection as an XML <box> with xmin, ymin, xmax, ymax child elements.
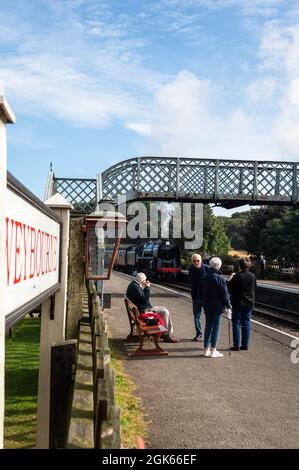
<box><xmin>228</xmin><ymin>318</ymin><xmax>231</xmax><ymax>356</ymax></box>
<box><xmin>96</xmin><ymin>174</ymin><xmax>104</xmax><ymax>302</ymax></box>
<box><xmin>136</xmin><ymin>157</ymin><xmax>141</xmax><ymax>192</ymax></box>
<box><xmin>176</xmin><ymin>158</ymin><xmax>180</xmax><ymax>199</ymax></box>
<box><xmin>214</xmin><ymin>159</ymin><xmax>219</xmax><ymax>201</ymax></box>
<box><xmin>101</xmin><ymin>280</ymin><xmax>104</xmax><ymax>311</ymax></box>
<box><xmin>292</xmin><ymin>162</ymin><xmax>298</xmax><ymax>204</ymax></box>
<box><xmin>253</xmin><ymin>161</ymin><xmax>258</xmax><ymax>202</ymax></box>
<box><xmin>96</xmin><ymin>172</ymin><xmax>103</xmax><ymax>210</ymax></box>
<box><xmin>226</xmin><ymin>306</ymin><xmax>232</xmax><ymax>356</ymax></box>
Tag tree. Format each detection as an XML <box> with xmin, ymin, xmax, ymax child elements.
<box><xmin>208</xmin><ymin>205</ymin><xmax>298</xmax><ymax>265</ymax></box>
<box><xmin>220</xmin><ymin>212</ymin><xmax>250</xmax><ymax>251</ymax></box>
<box><xmin>181</xmin><ymin>205</ymin><xmax>230</xmax><ymax>264</ymax></box>
<box><xmin>204</xmin><ymin>216</ymin><xmax>231</xmax><ymax>255</ymax></box>
<box><xmin>200</xmin><ymin>206</ymin><xmax>230</xmax><ymax>255</ymax></box>
<box><xmin>260</xmin><ymin>209</ymin><xmax>299</xmax><ymax>263</ymax></box>
<box><xmin>259</xmin><ymin>218</ymin><xmax>286</xmax><ymax>261</ymax></box>
<box><xmin>241</xmin><ymin>206</ymin><xmax>288</xmax><ymax>255</ymax></box>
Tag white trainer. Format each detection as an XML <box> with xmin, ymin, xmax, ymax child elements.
<box><xmin>211</xmin><ymin>350</ymin><xmax>224</xmax><ymax>358</ymax></box>
<box><xmin>203</xmin><ymin>349</ymin><xmax>211</xmax><ymax>357</ymax></box>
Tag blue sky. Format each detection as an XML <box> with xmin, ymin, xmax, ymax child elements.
<box><xmin>1</xmin><ymin>0</ymin><xmax>299</xmax><ymax>214</ymax></box>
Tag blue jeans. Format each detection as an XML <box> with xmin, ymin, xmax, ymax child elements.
<box><xmin>204</xmin><ymin>312</ymin><xmax>222</xmax><ymax>349</ymax></box>
<box><xmin>192</xmin><ymin>298</ymin><xmax>203</xmax><ymax>337</ymax></box>
<box><xmin>232</xmin><ymin>306</ymin><xmax>252</xmax><ymax>348</ymax></box>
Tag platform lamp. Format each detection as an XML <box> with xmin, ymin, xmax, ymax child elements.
<box><xmin>82</xmin><ymin>210</ymin><xmax>127</xmax><ymax>307</ymax></box>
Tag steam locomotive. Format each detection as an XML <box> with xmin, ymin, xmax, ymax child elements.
<box><xmin>113</xmin><ymin>240</ymin><xmax>181</xmax><ymax>281</ymax></box>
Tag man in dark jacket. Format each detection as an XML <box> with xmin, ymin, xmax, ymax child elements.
<box><xmin>199</xmin><ymin>257</ymin><xmax>231</xmax><ymax>358</ymax></box>
<box><xmin>126</xmin><ymin>274</ymin><xmax>151</xmax><ymax>313</ymax></box>
<box><xmin>188</xmin><ymin>254</ymin><xmax>209</xmax><ymax>341</ymax></box>
<box><xmin>259</xmin><ymin>254</ymin><xmax>266</xmax><ymax>279</ymax></box>
<box><xmin>126</xmin><ymin>272</ymin><xmax>178</xmax><ymax>342</ymax></box>
<box><xmin>228</xmin><ymin>257</ymin><xmax>257</xmax><ymax>351</ymax></box>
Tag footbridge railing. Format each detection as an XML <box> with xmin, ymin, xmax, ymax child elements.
<box><xmin>101</xmin><ymin>157</ymin><xmax>299</xmax><ymax>207</ymax></box>
<box><xmin>45</xmin><ymin>157</ymin><xmax>299</xmax><ymax>213</ymax></box>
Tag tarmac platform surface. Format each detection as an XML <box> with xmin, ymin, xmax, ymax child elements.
<box><xmin>106</xmin><ymin>272</ymin><xmax>299</xmax><ymax>449</ymax></box>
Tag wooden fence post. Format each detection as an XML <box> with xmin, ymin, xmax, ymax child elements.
<box><xmin>49</xmin><ymin>340</ymin><xmax>77</xmax><ymax>448</ymax></box>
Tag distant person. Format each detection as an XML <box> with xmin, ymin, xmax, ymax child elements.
<box><xmin>188</xmin><ymin>254</ymin><xmax>209</xmax><ymax>341</ymax></box>
<box><xmin>259</xmin><ymin>255</ymin><xmax>266</xmax><ymax>279</ymax></box>
<box><xmin>126</xmin><ymin>273</ymin><xmax>178</xmax><ymax>343</ymax></box>
<box><xmin>199</xmin><ymin>257</ymin><xmax>231</xmax><ymax>358</ymax></box>
<box><xmin>228</xmin><ymin>257</ymin><xmax>257</xmax><ymax>351</ymax></box>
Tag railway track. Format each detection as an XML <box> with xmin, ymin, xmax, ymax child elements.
<box><xmin>253</xmin><ymin>302</ymin><xmax>299</xmax><ymax>327</ymax></box>
<box><xmin>159</xmin><ymin>281</ymin><xmax>299</xmax><ymax>329</ymax></box>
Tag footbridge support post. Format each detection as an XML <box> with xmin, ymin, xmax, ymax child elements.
<box><xmin>293</xmin><ymin>162</ymin><xmax>298</xmax><ymax>204</ymax></box>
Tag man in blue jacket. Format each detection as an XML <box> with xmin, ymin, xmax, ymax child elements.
<box><xmin>188</xmin><ymin>254</ymin><xmax>209</xmax><ymax>341</ymax></box>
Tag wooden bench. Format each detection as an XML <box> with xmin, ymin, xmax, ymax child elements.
<box><xmin>124</xmin><ymin>296</ymin><xmax>168</xmax><ymax>356</ymax></box>
<box><xmin>124</xmin><ymin>296</ymin><xmax>139</xmax><ymax>342</ymax></box>
<box><xmin>281</xmin><ymin>268</ymin><xmax>295</xmax><ymax>274</ymax></box>
<box><xmin>275</xmin><ymin>268</ymin><xmax>295</xmax><ymax>281</ymax></box>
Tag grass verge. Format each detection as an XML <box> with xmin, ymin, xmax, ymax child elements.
<box><xmin>4</xmin><ymin>316</ymin><xmax>40</xmax><ymax>449</ymax></box>
<box><xmin>109</xmin><ymin>340</ymin><xmax>148</xmax><ymax>449</ymax></box>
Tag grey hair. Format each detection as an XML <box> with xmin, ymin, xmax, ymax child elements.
<box><xmin>209</xmin><ymin>257</ymin><xmax>222</xmax><ymax>270</ymax></box>
<box><xmin>136</xmin><ymin>272</ymin><xmax>147</xmax><ymax>283</ymax></box>
<box><xmin>191</xmin><ymin>253</ymin><xmax>202</xmax><ymax>261</ymax></box>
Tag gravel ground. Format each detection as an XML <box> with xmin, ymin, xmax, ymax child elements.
<box><xmin>106</xmin><ymin>272</ymin><xmax>299</xmax><ymax>449</ymax></box>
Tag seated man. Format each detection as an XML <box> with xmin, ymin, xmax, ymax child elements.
<box><xmin>126</xmin><ymin>272</ymin><xmax>178</xmax><ymax>343</ymax></box>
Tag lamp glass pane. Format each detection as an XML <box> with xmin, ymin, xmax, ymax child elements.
<box><xmin>87</xmin><ymin>225</ymin><xmax>121</xmax><ymax>279</ymax></box>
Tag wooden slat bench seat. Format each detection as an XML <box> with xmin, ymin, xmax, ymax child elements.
<box><xmin>124</xmin><ymin>296</ymin><xmax>168</xmax><ymax>356</ymax></box>
<box><xmin>124</xmin><ymin>295</ymin><xmax>139</xmax><ymax>342</ymax></box>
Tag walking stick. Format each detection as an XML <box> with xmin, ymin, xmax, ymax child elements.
<box><xmin>228</xmin><ymin>317</ymin><xmax>231</xmax><ymax>356</ymax></box>
<box><xmin>227</xmin><ymin>308</ymin><xmax>232</xmax><ymax>356</ymax></box>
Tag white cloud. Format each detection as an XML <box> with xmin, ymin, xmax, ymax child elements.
<box><xmin>259</xmin><ymin>21</ymin><xmax>299</xmax><ymax>76</ymax></box>
<box><xmin>246</xmin><ymin>78</ymin><xmax>278</xmax><ymax>103</ymax></box>
<box><xmin>126</xmin><ymin>13</ymin><xmax>299</xmax><ymax>162</ymax></box>
<box><xmin>0</xmin><ymin>1</ymin><xmax>169</xmax><ymax>128</ymax></box>
<box><xmin>258</xmin><ymin>21</ymin><xmax>299</xmax><ymax>157</ymax></box>
<box><xmin>126</xmin><ymin>122</ymin><xmax>152</xmax><ymax>136</ymax></box>
<box><xmin>158</xmin><ymin>0</ymin><xmax>282</xmax><ymax>17</ymax></box>
<box><xmin>288</xmin><ymin>78</ymin><xmax>299</xmax><ymax>104</ymax></box>
<box><xmin>1</xmin><ymin>0</ymin><xmax>298</xmax><ymax>162</ymax></box>
<box><xmin>128</xmin><ymin>70</ymin><xmax>281</xmax><ymax>160</ymax></box>
<box><xmin>0</xmin><ymin>8</ymin><xmax>167</xmax><ymax>128</ymax></box>
<box><xmin>0</xmin><ymin>55</ymin><xmax>139</xmax><ymax>127</ymax></box>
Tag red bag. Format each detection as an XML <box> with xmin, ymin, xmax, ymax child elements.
<box><xmin>139</xmin><ymin>311</ymin><xmax>165</xmax><ymax>328</ymax></box>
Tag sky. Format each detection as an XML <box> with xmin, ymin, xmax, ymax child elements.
<box><xmin>1</xmin><ymin>0</ymin><xmax>299</xmax><ymax>215</ymax></box>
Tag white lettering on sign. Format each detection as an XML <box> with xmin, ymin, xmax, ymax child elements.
<box><xmin>5</xmin><ymin>188</ymin><xmax>60</xmax><ymax>316</ymax></box>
